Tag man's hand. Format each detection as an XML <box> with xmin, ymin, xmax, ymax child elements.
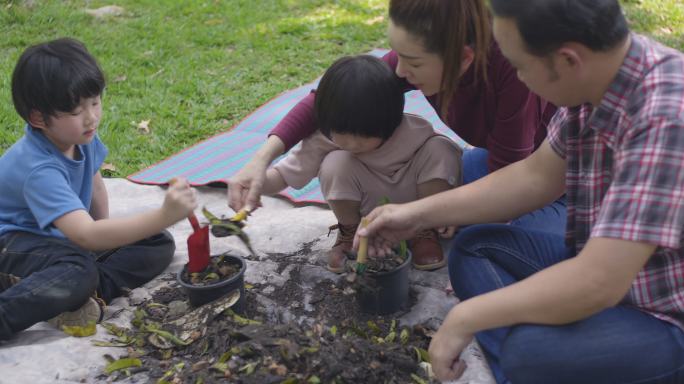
<box><xmin>353</xmin><ymin>203</ymin><xmax>423</xmax><ymax>257</ymax></box>
<box><xmin>429</xmin><ymin>317</ymin><xmax>472</xmax><ymax>382</ymax></box>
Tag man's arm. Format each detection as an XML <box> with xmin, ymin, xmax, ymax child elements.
<box><xmin>89</xmin><ymin>171</ymin><xmax>109</xmax><ymax>220</ymax></box>
<box><xmin>361</xmin><ymin>139</ymin><xmax>566</xmax><ymax>245</ymax></box>
<box><xmin>445</xmin><ymin>238</ymin><xmax>655</xmax><ymax>332</ymax></box>
<box><xmin>429</xmin><ymin>237</ymin><xmax>655</xmax><ymax>380</ymax></box>
<box><xmin>54</xmin><ymin>179</ymin><xmax>196</xmax><ymax>251</ymax></box>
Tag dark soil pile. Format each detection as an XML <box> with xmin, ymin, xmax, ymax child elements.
<box><xmin>97</xmin><ymin>262</ymin><xmax>435</xmax><ymax>384</ymax></box>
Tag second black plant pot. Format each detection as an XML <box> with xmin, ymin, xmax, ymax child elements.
<box><xmin>177</xmin><ymin>254</ymin><xmax>246</xmax><ymax>312</ymax></box>
<box><xmin>357</xmin><ymin>251</ymin><xmax>412</xmax><ymax>315</ymax></box>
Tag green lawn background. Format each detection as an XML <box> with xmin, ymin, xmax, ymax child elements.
<box><xmin>0</xmin><ymin>0</ymin><xmax>681</xmax><ymax>177</ymax></box>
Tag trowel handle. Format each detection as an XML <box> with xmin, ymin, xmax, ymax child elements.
<box><xmin>188</xmin><ymin>213</ymin><xmax>201</xmax><ymax>232</ymax></box>
<box><xmin>168</xmin><ymin>178</ymin><xmax>201</xmax><ymax>230</ymax></box>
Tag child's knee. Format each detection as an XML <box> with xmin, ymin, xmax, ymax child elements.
<box><xmin>319</xmin><ymin>150</ymin><xmax>362</xmax><ymax>184</ymax></box>
<box><xmin>43</xmin><ymin>260</ymin><xmax>99</xmax><ymax>310</ymax></box>
<box><xmin>143</xmin><ymin>231</ymin><xmax>175</xmax><ymax>274</ymax></box>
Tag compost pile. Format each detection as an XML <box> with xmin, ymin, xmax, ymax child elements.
<box><xmin>96</xmin><ymin>265</ymin><xmax>436</xmax><ymax>383</ymax></box>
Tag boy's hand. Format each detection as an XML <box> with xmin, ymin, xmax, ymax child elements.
<box><xmin>163</xmin><ymin>178</ymin><xmax>197</xmax><ymax>222</ymax></box>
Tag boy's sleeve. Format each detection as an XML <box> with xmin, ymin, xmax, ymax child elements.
<box><xmin>273</xmin><ymin>131</ymin><xmax>338</xmax><ymax>189</ymax></box>
<box><xmin>24</xmin><ymin>165</ymin><xmax>86</xmax><ymax>229</ymax></box>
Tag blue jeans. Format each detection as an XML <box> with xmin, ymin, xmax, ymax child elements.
<box><xmin>0</xmin><ymin>230</ymin><xmax>174</xmax><ymax>340</ymax></box>
<box><xmin>462</xmin><ymin>147</ymin><xmax>567</xmax><ymax>236</ymax></box>
<box><xmin>449</xmin><ymin>224</ymin><xmax>684</xmax><ymax>384</ymax></box>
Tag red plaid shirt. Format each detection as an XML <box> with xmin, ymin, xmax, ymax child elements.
<box><xmin>548</xmin><ymin>34</ymin><xmax>684</xmax><ymax>329</ymax></box>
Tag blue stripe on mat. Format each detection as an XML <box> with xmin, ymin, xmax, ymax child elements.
<box><xmin>128</xmin><ymin>49</ymin><xmax>465</xmax><ymax>204</ymax></box>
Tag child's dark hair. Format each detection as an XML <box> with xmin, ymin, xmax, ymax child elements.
<box><xmin>11</xmin><ymin>37</ymin><xmax>105</xmax><ymax>123</ymax></box>
<box><xmin>315</xmin><ymin>55</ymin><xmax>404</xmax><ymax>141</ymax></box>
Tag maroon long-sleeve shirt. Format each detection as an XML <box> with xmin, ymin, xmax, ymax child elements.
<box><xmin>269</xmin><ymin>44</ymin><xmax>556</xmax><ymax>172</ymax></box>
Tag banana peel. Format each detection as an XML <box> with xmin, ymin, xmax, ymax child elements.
<box><xmin>202</xmin><ymin>207</ymin><xmax>256</xmax><ymax>256</ymax></box>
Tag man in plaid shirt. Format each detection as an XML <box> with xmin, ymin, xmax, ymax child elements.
<box><xmin>354</xmin><ymin>0</ymin><xmax>684</xmax><ymax>383</ymax></box>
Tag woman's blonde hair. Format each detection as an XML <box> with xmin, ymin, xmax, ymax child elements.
<box><xmin>389</xmin><ymin>0</ymin><xmax>491</xmax><ymax>119</ymax></box>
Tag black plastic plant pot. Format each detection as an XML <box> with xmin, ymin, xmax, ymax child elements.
<box><xmin>357</xmin><ymin>251</ymin><xmax>412</xmax><ymax>315</ymax></box>
<box><xmin>177</xmin><ymin>254</ymin><xmax>246</xmax><ymax>312</ymax></box>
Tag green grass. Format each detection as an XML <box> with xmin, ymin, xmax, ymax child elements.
<box><xmin>622</xmin><ymin>0</ymin><xmax>684</xmax><ymax>51</ymax></box>
<box><xmin>0</xmin><ymin>0</ymin><xmax>681</xmax><ymax>177</ymax></box>
<box><xmin>0</xmin><ymin>0</ymin><xmax>387</xmax><ymax>176</ymax></box>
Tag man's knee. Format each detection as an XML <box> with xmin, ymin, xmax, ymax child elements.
<box><xmin>500</xmin><ymin>325</ymin><xmax>569</xmax><ymax>384</ymax></box>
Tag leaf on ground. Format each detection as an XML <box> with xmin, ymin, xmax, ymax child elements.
<box><xmin>61</xmin><ymin>322</ymin><xmax>97</xmax><ymax>337</ymax></box>
<box><xmin>104</xmin><ymin>357</ymin><xmax>142</xmax><ymax>375</ymax></box>
<box><xmin>413</xmin><ymin>347</ymin><xmax>431</xmax><ymax>363</ymax></box>
<box><xmin>101</xmin><ymin>162</ymin><xmax>117</xmax><ymax>176</ymax></box>
<box><xmin>364</xmin><ymin>15</ymin><xmax>384</xmax><ymax>25</ymax></box>
<box><xmin>136</xmin><ymin>120</ymin><xmax>151</xmax><ymax>134</ymax></box>
<box><xmin>85</xmin><ymin>5</ymin><xmax>126</xmax><ymax>18</ymax></box>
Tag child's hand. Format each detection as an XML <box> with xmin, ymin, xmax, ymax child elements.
<box><xmin>164</xmin><ymin>178</ymin><xmax>198</xmax><ymax>222</ymax></box>
<box><xmin>437</xmin><ymin>226</ymin><xmax>457</xmax><ymax>238</ymax></box>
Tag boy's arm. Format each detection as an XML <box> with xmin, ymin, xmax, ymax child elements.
<box><xmin>89</xmin><ymin>171</ymin><xmax>109</xmax><ymax>220</ymax></box>
<box><xmin>54</xmin><ymin>179</ymin><xmax>196</xmax><ymax>251</ymax></box>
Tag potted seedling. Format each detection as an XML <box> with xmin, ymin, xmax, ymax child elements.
<box><xmin>353</xmin><ymin>217</ymin><xmax>412</xmax><ymax>315</ymax></box>
<box><xmin>176</xmin><ymin>206</ymin><xmax>250</xmax><ymax>310</ymax></box>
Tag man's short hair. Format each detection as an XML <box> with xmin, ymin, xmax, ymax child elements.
<box><xmin>490</xmin><ymin>0</ymin><xmax>629</xmax><ymax>56</ymax></box>
<box><xmin>11</xmin><ymin>37</ymin><xmax>105</xmax><ymax>122</ymax></box>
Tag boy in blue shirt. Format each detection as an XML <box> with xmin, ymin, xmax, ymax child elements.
<box><xmin>0</xmin><ymin>38</ymin><xmax>197</xmax><ymax>340</ymax></box>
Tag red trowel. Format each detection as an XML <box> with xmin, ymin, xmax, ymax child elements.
<box><xmin>169</xmin><ymin>178</ymin><xmax>210</xmax><ymax>273</ymax></box>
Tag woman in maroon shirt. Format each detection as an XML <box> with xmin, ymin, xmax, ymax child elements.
<box><xmin>228</xmin><ymin>0</ymin><xmax>566</xmax><ymax>264</ymax></box>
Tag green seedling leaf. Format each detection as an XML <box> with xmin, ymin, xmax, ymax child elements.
<box><xmin>146</xmin><ymin>328</ymin><xmax>191</xmax><ymax>346</ymax></box>
<box><xmin>218</xmin><ymin>351</ymin><xmax>232</xmax><ymax>363</ymax></box>
<box><xmin>281</xmin><ymin>379</ymin><xmax>298</xmax><ymax>384</ymax></box>
<box><xmin>367</xmin><ymin>320</ymin><xmax>382</xmax><ymax>335</ymax></box>
<box><xmin>400</xmin><ymin>328</ymin><xmax>410</xmax><ymax>345</ymax></box>
<box><xmin>226</xmin><ymin>309</ymin><xmax>262</xmax><ymax>325</ymax></box>
<box><xmin>411</xmin><ymin>373</ymin><xmax>428</xmax><ymax>384</ymax></box>
<box><xmin>239</xmin><ymin>362</ymin><xmax>257</xmax><ymax>375</ymax></box>
<box><xmin>389</xmin><ymin>320</ymin><xmax>397</xmax><ymax>333</ymax></box>
<box><xmin>413</xmin><ymin>347</ymin><xmax>431</xmax><ymax>363</ymax></box>
<box><xmin>101</xmin><ymin>322</ymin><xmax>128</xmax><ymax>337</ymax></box>
<box><xmin>203</xmin><ymin>272</ymin><xmax>220</xmax><ymax>281</ymax></box>
<box><xmin>104</xmin><ymin>357</ymin><xmax>142</xmax><ymax>375</ymax></box>
<box><xmin>308</xmin><ymin>376</ymin><xmax>321</xmax><ymax>384</ymax></box>
<box><xmin>91</xmin><ymin>340</ymin><xmax>131</xmax><ymax>347</ymax></box>
<box><xmin>330</xmin><ymin>325</ymin><xmax>337</xmax><ymax>336</ymax></box>
<box><xmin>302</xmin><ymin>346</ymin><xmax>319</xmax><ymax>354</ymax></box>
<box><xmin>61</xmin><ymin>322</ymin><xmax>97</xmax><ymax>337</ymax></box>
<box><xmin>384</xmin><ymin>331</ymin><xmax>396</xmax><ymax>343</ymax></box>
<box><xmin>211</xmin><ymin>361</ymin><xmax>230</xmax><ymax>375</ymax></box>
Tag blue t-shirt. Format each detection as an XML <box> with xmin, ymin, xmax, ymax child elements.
<box><xmin>0</xmin><ymin>125</ymin><xmax>108</xmax><ymax>238</ymax></box>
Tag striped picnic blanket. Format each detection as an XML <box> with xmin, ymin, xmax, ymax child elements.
<box><xmin>127</xmin><ymin>49</ymin><xmax>464</xmax><ymax>204</ymax></box>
